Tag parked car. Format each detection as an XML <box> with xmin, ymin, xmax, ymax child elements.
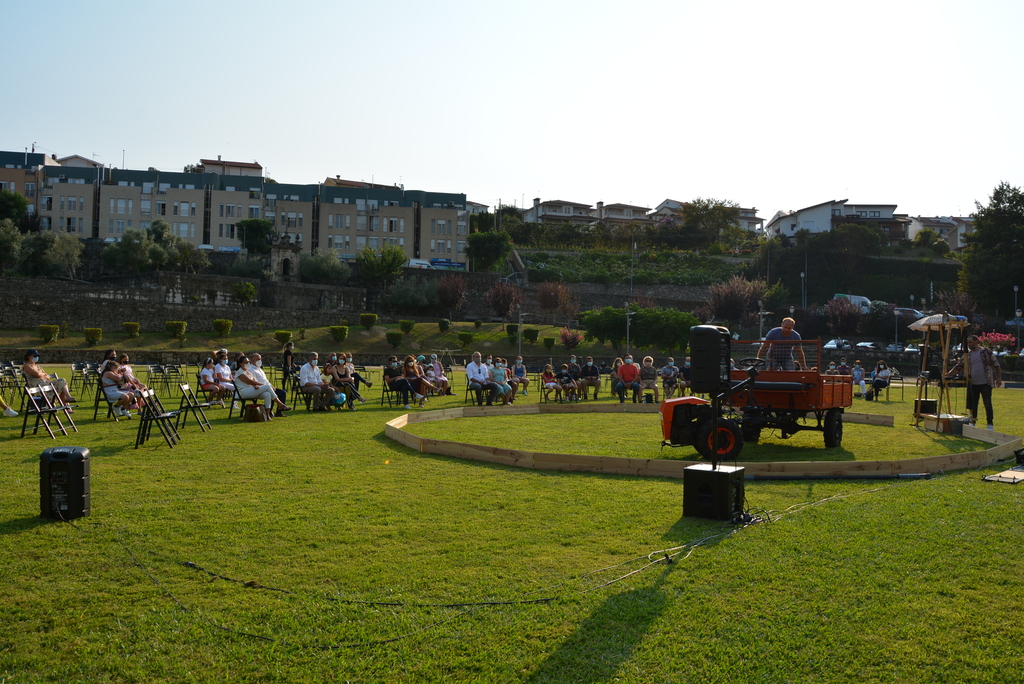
<box><xmin>855</xmin><ymin>341</ymin><xmax>882</xmax><ymax>351</ymax></box>
<box><xmin>895</xmin><ymin>308</ymin><xmax>926</xmax><ymax>320</ymax></box>
<box><xmin>903</xmin><ymin>344</ymin><xmax>921</xmax><ymax>354</ymax></box>
<box><xmin>885</xmin><ymin>343</ymin><xmax>905</xmax><ymax>352</ymax></box>
<box><xmin>824</xmin><ymin>338</ymin><xmax>853</xmax><ymax>350</ymax></box>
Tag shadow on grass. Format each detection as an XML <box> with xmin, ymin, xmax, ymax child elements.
<box><xmin>526</xmin><ymin>577</ymin><xmax>669</xmax><ymax>684</ymax></box>
<box><xmin>19</xmin><ymin>442</ymin><xmax>127</xmax><ymax>464</ymax></box>
<box><xmin>0</xmin><ymin>515</ymin><xmax>55</xmax><ymax>535</ymax></box>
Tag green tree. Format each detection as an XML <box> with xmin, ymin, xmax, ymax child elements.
<box><xmin>228</xmin><ymin>255</ymin><xmax>267</xmax><ymax>279</ymax></box>
<box><xmin>465</xmin><ymin>230</ymin><xmax>512</xmax><ymax>272</ymax></box>
<box><xmin>681</xmin><ymin>197</ymin><xmax>741</xmax><ymax>249</ymax></box>
<box><xmin>435</xmin><ymin>273</ymin><xmax>468</xmax><ymax>318</ymax></box>
<box><xmin>961</xmin><ymin>182</ymin><xmax>1024</xmax><ymax>312</ymax></box>
<box><xmin>102</xmin><ymin>228</ymin><xmax>153</xmax><ymax>273</ymax></box>
<box><xmin>386</xmin><ymin>277</ymin><xmax>437</xmax><ymax>313</ymax></box>
<box><xmin>175</xmin><ymin>241</ymin><xmax>211</xmax><ymax>274</ymax></box>
<box><xmin>182</xmin><ymin>163</ymin><xmax>201</xmax><ymax>173</ymax></box>
<box><xmin>0</xmin><ymin>218</ymin><xmax>23</xmax><ymax>271</ymax></box>
<box><xmin>299</xmin><ymin>252</ymin><xmax>352</xmax><ymax>285</ymax></box>
<box><xmin>0</xmin><ymin>189</ymin><xmax>29</xmax><ymax>225</ymax></box>
<box><xmin>19</xmin><ymin>231</ymin><xmax>82</xmax><ymax>278</ymax></box>
<box><xmin>48</xmin><ymin>233</ymin><xmax>84</xmax><ymax>279</ymax></box>
<box><xmin>236</xmin><ymin>218</ymin><xmax>275</xmax><ymax>256</ymax></box>
<box><xmin>484</xmin><ymin>281</ymin><xmax>523</xmax><ymax>327</ymax></box>
<box><xmin>913</xmin><ymin>228</ymin><xmax>940</xmax><ymax>248</ymax></box>
<box><xmin>357</xmin><ymin>244</ymin><xmax>406</xmax><ymax>290</ymax></box>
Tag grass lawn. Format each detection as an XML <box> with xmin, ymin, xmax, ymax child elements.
<box><xmin>1</xmin><ymin>382</ymin><xmax>1023</xmax><ymax>682</ymax></box>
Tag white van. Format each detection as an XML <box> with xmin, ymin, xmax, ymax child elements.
<box><xmin>833</xmin><ymin>293</ymin><xmax>871</xmax><ymax>313</ymax></box>
<box><xmin>407</xmin><ymin>259</ymin><xmax>435</xmax><ymax>269</ymax></box>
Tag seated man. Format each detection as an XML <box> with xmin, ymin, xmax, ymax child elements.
<box><xmin>757</xmin><ymin>317</ymin><xmax>807</xmax><ymax>371</ymax></box>
<box><xmin>615</xmin><ymin>355</ymin><xmax>642</xmax><ymax>403</ymax></box>
<box><xmin>567</xmin><ymin>355</ymin><xmax>583</xmax><ymax>395</ymax></box>
<box><xmin>580</xmin><ymin>356</ymin><xmax>601</xmax><ymax>400</ymax></box>
<box><xmin>639</xmin><ymin>356</ymin><xmax>660</xmax><ymax>402</ymax></box>
<box><xmin>299</xmin><ymin>352</ymin><xmax>336</xmax><ymax>411</ymax></box>
<box><xmin>660</xmin><ymin>357</ymin><xmax>679</xmax><ymax>399</ymax></box>
<box><xmin>466</xmin><ymin>351</ymin><xmax>498</xmax><ymax>406</ymax></box>
<box><xmin>249</xmin><ymin>353</ymin><xmax>291</xmax><ymax>417</ymax></box>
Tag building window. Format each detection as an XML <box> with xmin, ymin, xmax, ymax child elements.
<box><xmin>457</xmin><ymin>240</ymin><xmax>466</xmax><ymax>254</ymax></box>
<box><xmin>249</xmin><ymin>205</ymin><xmax>259</xmax><ymax>219</ymax></box>
<box><xmin>431</xmin><ymin>219</ymin><xmax>436</xmax><ymax>234</ymax></box>
<box><xmin>25</xmin><ymin>182</ymin><xmax>35</xmax><ymax>198</ymax></box>
<box><xmin>66</xmin><ymin>217</ymin><xmax>75</xmax><ymax>232</ymax></box>
<box><xmin>68</xmin><ymin>196</ymin><xmax>78</xmax><ymax>211</ymax></box>
<box><xmin>430</xmin><ymin>239</ymin><xmax>436</xmax><ymax>252</ymax></box>
<box><xmin>457</xmin><ymin>221</ymin><xmax>466</xmax><ymax>235</ymax></box>
<box><xmin>156</xmin><ymin>201</ymin><xmax>166</xmax><ymax>215</ymax></box>
<box><xmin>356</xmin><ymin>236</ymin><xmax>366</xmax><ymax>250</ymax></box>
<box><xmin>857</xmin><ymin>211</ymin><xmax>867</xmax><ymax>217</ymax></box>
<box><xmin>369</xmin><ymin>237</ymin><xmax>378</xmax><ymax>249</ymax></box>
<box><xmin>225</xmin><ymin>204</ymin><xmax>236</xmax><ymax>218</ymax></box>
<box><xmin>60</xmin><ymin>196</ymin><xmax>66</xmax><ymax>212</ymax></box>
<box><xmin>141</xmin><ymin>199</ymin><xmax>151</xmax><ymax>214</ymax></box>
<box><xmin>158</xmin><ymin>183</ymin><xmax>169</xmax><ymax>194</ymax></box>
<box><xmin>869</xmin><ymin>211</ymin><xmax>880</xmax><ymax>217</ymax></box>
<box><xmin>327</xmin><ymin>235</ymin><xmax>334</xmax><ymax>248</ymax></box>
<box><xmin>140</xmin><ymin>220</ymin><xmax>150</xmax><ymax>230</ymax></box>
<box><xmin>116</xmin><ymin>219</ymin><xmax>125</xmax><ymax>234</ymax></box>
<box><xmin>42</xmin><ymin>196</ymin><xmax>52</xmax><ymax>211</ymax></box>
<box><xmin>173</xmin><ymin>201</ymin><xmax>179</xmax><ymax>216</ymax></box>
<box><xmin>357</xmin><ymin>215</ymin><xmax>366</xmax><ymax>231</ymax></box>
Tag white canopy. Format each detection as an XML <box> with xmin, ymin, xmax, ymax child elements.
<box><xmin>908</xmin><ymin>314</ymin><xmax>968</xmax><ymax>332</ymax></box>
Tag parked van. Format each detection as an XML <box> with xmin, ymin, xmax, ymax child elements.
<box><xmin>407</xmin><ymin>259</ymin><xmax>435</xmax><ymax>269</ymax></box>
<box><xmin>833</xmin><ymin>293</ymin><xmax>871</xmax><ymax>313</ymax></box>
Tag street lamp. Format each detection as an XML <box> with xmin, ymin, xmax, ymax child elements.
<box><xmin>789</xmin><ymin>305</ymin><xmax>795</xmax><ymax>318</ymax></box>
<box><xmin>1015</xmin><ymin>285</ymin><xmax>1019</xmax><ymax>318</ymax></box>
<box><xmin>517</xmin><ymin>304</ymin><xmax>523</xmax><ymax>358</ymax></box>
<box><xmin>910</xmin><ymin>294</ymin><xmax>915</xmax><ymax>311</ymax></box>
<box><xmin>800</xmin><ymin>271</ymin><xmax>806</xmax><ymax>309</ymax></box>
<box><xmin>894</xmin><ymin>308</ymin><xmax>900</xmax><ymax>349</ymax></box>
<box><xmin>758</xmin><ymin>299</ymin><xmax>765</xmax><ymax>339</ymax></box>
<box><xmin>625</xmin><ymin>303</ymin><xmax>635</xmax><ymax>357</ymax></box>
<box><xmin>1016</xmin><ymin>308</ymin><xmax>1022</xmax><ymax>354</ymax></box>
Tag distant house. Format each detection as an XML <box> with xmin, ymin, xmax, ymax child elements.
<box><xmin>907</xmin><ymin>215</ymin><xmax>974</xmax><ymax>251</ymax></box>
<box><xmin>651</xmin><ymin>199</ymin><xmax>763</xmax><ymax>233</ymax></box>
<box><xmin>765</xmin><ymin>199</ymin><xmax>909</xmax><ymax>244</ymax></box>
<box><xmin>522</xmin><ymin>198</ymin><xmax>593</xmax><ymax>224</ymax></box>
<box><xmin>198</xmin><ymin>156</ymin><xmax>263</xmax><ymax>177</ymax></box>
<box><xmin>592</xmin><ymin>201</ymin><xmax>653</xmax><ymax>226</ymax></box>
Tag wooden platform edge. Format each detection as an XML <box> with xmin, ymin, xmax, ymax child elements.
<box><xmin>383</xmin><ymin>408</ymin><xmax>1021</xmax><ymax>479</ymax></box>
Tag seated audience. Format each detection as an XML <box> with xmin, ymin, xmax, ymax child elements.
<box><xmin>429</xmin><ymin>354</ymin><xmax>453</xmax><ymax>396</ymax></box>
<box><xmin>250</xmin><ymin>353</ymin><xmax>291</xmax><ymax>417</ymax></box>
<box><xmin>615</xmin><ymin>355</ymin><xmax>641</xmax><ymax>403</ymax></box>
<box><xmin>466</xmin><ymin>351</ymin><xmax>498</xmax><ymax>406</ymax></box>
<box><xmin>580</xmin><ymin>356</ymin><xmax>601</xmax><ymax>400</ymax></box>
<box><xmin>511</xmin><ymin>356</ymin><xmax>529</xmax><ymax>396</ymax></box>
<box><xmin>234</xmin><ymin>354</ymin><xmax>288</xmax><ymax>420</ymax></box>
<box><xmin>299</xmin><ymin>352</ymin><xmax>337</xmax><ymax>411</ymax></box>
<box><xmin>199</xmin><ymin>357</ymin><xmax>228</xmax><ymax>406</ymax></box>
<box><xmin>22</xmin><ymin>349</ymin><xmax>76</xmax><ymax>404</ymax></box>
<box><xmin>639</xmin><ymin>356</ymin><xmax>660</xmax><ymax>402</ymax></box>
<box><xmin>541</xmin><ymin>364</ymin><xmax>560</xmax><ymax>401</ymax></box>
<box><xmin>555</xmin><ymin>364</ymin><xmax>576</xmax><ymax>401</ymax></box>
<box><xmin>384</xmin><ymin>355</ymin><xmax>418</xmax><ymax>409</ymax></box>
<box><xmin>99</xmin><ymin>359</ymin><xmax>135</xmax><ymax>418</ymax></box>
<box><xmin>660</xmin><ymin>357</ymin><xmax>679</xmax><ymax>399</ymax></box>
<box><xmin>491</xmin><ymin>357</ymin><xmax>512</xmax><ymax>405</ymax></box>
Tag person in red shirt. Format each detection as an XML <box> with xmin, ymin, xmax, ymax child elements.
<box><xmin>615</xmin><ymin>354</ymin><xmax>641</xmax><ymax>403</ymax></box>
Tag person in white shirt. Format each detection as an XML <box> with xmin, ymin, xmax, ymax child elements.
<box><xmin>233</xmin><ymin>355</ymin><xmax>281</xmax><ymax>420</ymax></box>
<box><xmin>250</xmin><ymin>353</ymin><xmax>291</xmax><ymax>417</ymax></box>
<box><xmin>299</xmin><ymin>352</ymin><xmax>337</xmax><ymax>411</ymax></box>
<box><xmin>466</xmin><ymin>351</ymin><xmax>498</xmax><ymax>406</ymax></box>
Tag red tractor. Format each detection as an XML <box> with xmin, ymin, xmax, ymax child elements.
<box><xmin>661</xmin><ymin>339</ymin><xmax>852</xmax><ymax>460</ymax></box>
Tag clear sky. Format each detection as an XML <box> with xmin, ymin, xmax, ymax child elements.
<box><xmin>3</xmin><ymin>0</ymin><xmax>1022</xmax><ymax>219</ymax></box>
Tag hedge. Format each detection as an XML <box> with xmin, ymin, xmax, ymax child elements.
<box><xmin>360</xmin><ymin>313</ymin><xmax>378</xmax><ymax>330</ymax></box>
<box><xmin>274</xmin><ymin>331</ymin><xmax>293</xmax><ymax>346</ymax></box>
<box><xmin>165</xmin><ymin>321</ymin><xmax>187</xmax><ymax>338</ymax></box>
<box><xmin>438</xmin><ymin>319</ymin><xmax>451</xmax><ymax>332</ymax></box>
<box><xmin>399</xmin><ymin>320</ymin><xmax>415</xmax><ymax>334</ymax></box>
<box><xmin>212</xmin><ymin>319</ymin><xmax>233</xmax><ymax>337</ymax></box>
<box><xmin>330</xmin><ymin>326</ymin><xmax>349</xmax><ymax>343</ymax></box>
<box><xmin>83</xmin><ymin>328</ymin><xmax>103</xmax><ymax>347</ymax></box>
<box><xmin>123</xmin><ymin>322</ymin><xmax>140</xmax><ymax>338</ymax></box>
<box><xmin>38</xmin><ymin>325</ymin><xmax>60</xmax><ymax>343</ymax></box>
<box><xmin>385</xmin><ymin>331</ymin><xmax>404</xmax><ymax>348</ymax></box>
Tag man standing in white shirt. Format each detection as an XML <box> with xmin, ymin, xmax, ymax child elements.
<box><xmin>299</xmin><ymin>352</ymin><xmax>337</xmax><ymax>411</ymax></box>
<box><xmin>250</xmin><ymin>353</ymin><xmax>291</xmax><ymax>417</ymax></box>
<box><xmin>466</xmin><ymin>351</ymin><xmax>497</xmax><ymax>406</ymax></box>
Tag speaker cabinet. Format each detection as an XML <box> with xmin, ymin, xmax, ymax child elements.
<box><xmin>40</xmin><ymin>447</ymin><xmax>90</xmax><ymax>520</ymax></box>
<box><xmin>683</xmin><ymin>463</ymin><xmax>744</xmax><ymax>520</ymax></box>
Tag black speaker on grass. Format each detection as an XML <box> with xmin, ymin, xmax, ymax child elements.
<box><xmin>683</xmin><ymin>464</ymin><xmax>744</xmax><ymax>520</ymax></box>
<box><xmin>40</xmin><ymin>447</ymin><xmax>90</xmax><ymax>520</ymax></box>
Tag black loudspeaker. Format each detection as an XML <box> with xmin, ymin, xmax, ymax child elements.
<box><xmin>683</xmin><ymin>464</ymin><xmax>744</xmax><ymax>520</ymax></box>
<box><xmin>915</xmin><ymin>398</ymin><xmax>937</xmax><ymax>415</ymax></box>
<box><xmin>40</xmin><ymin>447</ymin><xmax>90</xmax><ymax>520</ymax></box>
<box><xmin>690</xmin><ymin>325</ymin><xmax>731</xmax><ymax>394</ymax></box>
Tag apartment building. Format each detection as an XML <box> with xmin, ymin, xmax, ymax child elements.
<box><xmin>593</xmin><ymin>201</ymin><xmax>653</xmax><ymax>226</ymax></box>
<box><xmin>765</xmin><ymin>199</ymin><xmax>909</xmax><ymax>244</ymax></box>
<box><xmin>38</xmin><ymin>165</ymin><xmax>98</xmax><ymax>235</ymax></box>
<box><xmin>0</xmin><ymin>151</ymin><xmax>58</xmax><ymax>219</ymax></box>
<box><xmin>907</xmin><ymin>215</ymin><xmax>974</xmax><ymax>251</ymax></box>
<box><xmin>522</xmin><ymin>198</ymin><xmax>593</xmax><ymax>224</ymax></box>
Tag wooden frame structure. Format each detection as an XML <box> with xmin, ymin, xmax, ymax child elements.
<box><xmin>384</xmin><ymin>403</ymin><xmax>1020</xmax><ymax>479</ymax></box>
<box><xmin>909</xmin><ymin>314</ymin><xmax>969</xmax><ymax>431</ymax></box>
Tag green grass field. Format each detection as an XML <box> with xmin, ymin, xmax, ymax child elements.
<box><xmin>1</xmin><ymin>381</ymin><xmax>1022</xmax><ymax>682</ymax></box>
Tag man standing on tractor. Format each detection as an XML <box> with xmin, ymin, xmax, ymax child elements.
<box><xmin>757</xmin><ymin>317</ymin><xmax>808</xmax><ymax>371</ymax></box>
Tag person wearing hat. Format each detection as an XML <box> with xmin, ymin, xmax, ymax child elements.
<box><xmin>23</xmin><ymin>349</ymin><xmax>76</xmax><ymax>404</ymax></box>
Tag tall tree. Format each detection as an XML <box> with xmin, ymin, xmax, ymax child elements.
<box><xmin>49</xmin><ymin>233</ymin><xmax>84</xmax><ymax>279</ymax></box>
<box><xmin>681</xmin><ymin>197</ymin><xmax>741</xmax><ymax>249</ymax></box>
<box><xmin>484</xmin><ymin>281</ymin><xmax>523</xmax><ymax>328</ymax></box>
<box><xmin>0</xmin><ymin>189</ymin><xmax>29</xmax><ymax>226</ymax></box>
<box><xmin>465</xmin><ymin>230</ymin><xmax>512</xmax><ymax>272</ymax></box>
<box><xmin>0</xmin><ymin>218</ymin><xmax>23</xmax><ymax>271</ymax></box>
<box><xmin>357</xmin><ymin>244</ymin><xmax>407</xmax><ymax>290</ymax></box>
<box><xmin>435</xmin><ymin>273</ymin><xmax>468</xmax><ymax>318</ymax></box>
<box><xmin>960</xmin><ymin>182</ymin><xmax>1024</xmax><ymax>312</ymax></box>
<box><xmin>235</xmin><ymin>218</ymin><xmax>275</xmax><ymax>255</ymax></box>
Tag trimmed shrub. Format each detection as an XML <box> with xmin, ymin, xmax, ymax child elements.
<box><xmin>399</xmin><ymin>320</ymin><xmax>415</xmax><ymax>334</ymax></box>
<box><xmin>385</xmin><ymin>331</ymin><xmax>404</xmax><ymax>348</ymax></box>
<box><xmin>165</xmin><ymin>321</ymin><xmax>187</xmax><ymax>339</ymax></box>
<box><xmin>60</xmin><ymin>321</ymin><xmax>69</xmax><ymax>339</ymax></box>
<box><xmin>299</xmin><ymin>328</ymin><xmax>306</xmax><ymax>340</ymax></box>
<box><xmin>523</xmin><ymin>328</ymin><xmax>540</xmax><ymax>344</ymax></box>
<box><xmin>330</xmin><ymin>326</ymin><xmax>349</xmax><ymax>343</ymax></box>
<box><xmin>123</xmin><ymin>322</ymin><xmax>140</xmax><ymax>338</ymax></box>
<box><xmin>474</xmin><ymin>320</ymin><xmax>483</xmax><ymax>328</ymax></box>
<box><xmin>339</xmin><ymin>319</ymin><xmax>349</xmax><ymax>327</ymax></box>
<box><xmin>274</xmin><ymin>330</ymin><xmax>292</xmax><ymax>346</ymax></box>
<box><xmin>543</xmin><ymin>337</ymin><xmax>556</xmax><ymax>350</ymax></box>
<box><xmin>458</xmin><ymin>331</ymin><xmax>475</xmax><ymax>348</ymax></box>
<box><xmin>232</xmin><ymin>281</ymin><xmax>257</xmax><ymax>304</ymax></box>
<box><xmin>83</xmin><ymin>328</ymin><xmax>103</xmax><ymax>347</ymax></box>
<box><xmin>438</xmin><ymin>318</ymin><xmax>451</xmax><ymax>332</ymax></box>
<box><xmin>360</xmin><ymin>313</ymin><xmax>378</xmax><ymax>330</ymax></box>
<box><xmin>212</xmin><ymin>319</ymin><xmax>233</xmax><ymax>337</ymax></box>
<box><xmin>1004</xmin><ymin>354</ymin><xmax>1019</xmax><ymax>373</ymax></box>
<box><xmin>506</xmin><ymin>324</ymin><xmax>519</xmax><ymax>338</ymax></box>
<box><xmin>38</xmin><ymin>325</ymin><xmax>60</xmax><ymax>343</ymax></box>
<box><xmin>559</xmin><ymin>327</ymin><xmax>583</xmax><ymax>351</ymax></box>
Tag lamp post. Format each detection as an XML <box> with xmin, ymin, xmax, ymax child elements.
<box><xmin>800</xmin><ymin>271</ymin><xmax>806</xmax><ymax>309</ymax></box>
<box><xmin>625</xmin><ymin>303</ymin><xmax>635</xmax><ymax>357</ymax></box>
<box><xmin>894</xmin><ymin>308</ymin><xmax>900</xmax><ymax>349</ymax></box>
<box><xmin>1015</xmin><ymin>285</ymin><xmax>1019</xmax><ymax>319</ymax></box>
<box><xmin>910</xmin><ymin>294</ymin><xmax>915</xmax><ymax>312</ymax></box>
<box><xmin>789</xmin><ymin>305</ymin><xmax>795</xmax><ymax>318</ymax></box>
<box><xmin>1017</xmin><ymin>309</ymin><xmax>1022</xmax><ymax>353</ymax></box>
<box><xmin>517</xmin><ymin>304</ymin><xmax>523</xmax><ymax>358</ymax></box>
<box><xmin>758</xmin><ymin>299</ymin><xmax>765</xmax><ymax>339</ymax></box>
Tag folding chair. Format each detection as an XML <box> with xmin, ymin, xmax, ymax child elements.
<box><xmin>20</xmin><ymin>385</ymin><xmax>77</xmax><ymax>438</ymax></box>
<box><xmin>176</xmin><ymin>383</ymin><xmax>213</xmax><ymax>432</ymax></box>
<box><xmin>381</xmin><ymin>380</ymin><xmax>398</xmax><ymax>407</ymax></box>
<box><xmin>227</xmin><ymin>385</ymin><xmax>257</xmax><ymax>419</ymax></box>
<box><xmin>135</xmin><ymin>389</ymin><xmax>181</xmax><ymax>449</ymax></box>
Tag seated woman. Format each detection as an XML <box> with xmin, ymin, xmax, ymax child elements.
<box><xmin>199</xmin><ymin>357</ymin><xmax>227</xmax><ymax>406</ymax></box>
<box><xmin>117</xmin><ymin>353</ymin><xmax>148</xmax><ymax>391</ymax></box>
<box><xmin>404</xmin><ymin>354</ymin><xmax>435</xmax><ymax>407</ymax></box>
<box><xmin>329</xmin><ymin>356</ymin><xmax>359</xmax><ymax>410</ymax></box>
<box><xmin>871</xmin><ymin>360</ymin><xmax>892</xmax><ymax>397</ymax></box>
<box><xmin>99</xmin><ymin>359</ymin><xmax>136</xmax><ymax>418</ymax></box>
<box><xmin>609</xmin><ymin>357</ymin><xmax>624</xmax><ymax>397</ymax></box>
<box><xmin>491</xmin><ymin>357</ymin><xmax>512</xmax><ymax>405</ymax></box>
<box><xmin>233</xmin><ymin>354</ymin><xmax>283</xmax><ymax>420</ymax></box>
<box><xmin>541</xmin><ymin>364</ymin><xmax>559</xmax><ymax>401</ymax></box>
<box><xmin>384</xmin><ymin>355</ymin><xmax>418</xmax><ymax>409</ymax></box>
<box><xmin>343</xmin><ymin>353</ymin><xmax>373</xmax><ymax>391</ymax></box>
<box><xmin>426</xmin><ymin>354</ymin><xmax>451</xmax><ymax>396</ymax></box>
<box><xmin>512</xmin><ymin>357</ymin><xmax>529</xmax><ymax>396</ymax></box>
<box><xmin>22</xmin><ymin>349</ymin><xmax>75</xmax><ymax>404</ymax></box>
<box><xmin>639</xmin><ymin>356</ymin><xmax>660</xmax><ymax>403</ymax></box>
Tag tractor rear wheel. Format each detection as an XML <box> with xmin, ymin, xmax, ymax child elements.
<box><xmin>695</xmin><ymin>419</ymin><xmax>744</xmax><ymax>460</ymax></box>
<box><xmin>824</xmin><ymin>409</ymin><xmax>843</xmax><ymax>448</ymax></box>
